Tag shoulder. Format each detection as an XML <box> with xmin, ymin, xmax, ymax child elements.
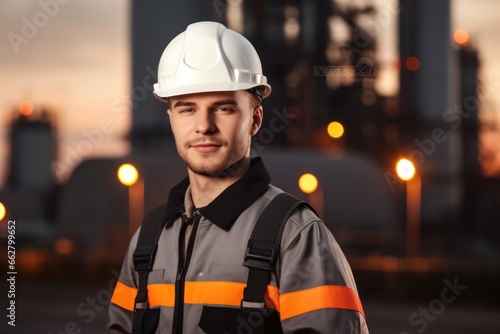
<box><xmin>262</xmin><ymin>184</ymin><xmax>323</xmax><ymax>240</ymax></box>
<box><xmin>131</xmin><ymin>202</ymin><xmax>170</xmax><ymax>248</ymax></box>
<box><xmin>261</xmin><ymin>184</ymin><xmax>320</xmax><ymax>223</ymax></box>
<box><xmin>144</xmin><ymin>202</ymin><xmax>169</xmax><ymax>221</ymax></box>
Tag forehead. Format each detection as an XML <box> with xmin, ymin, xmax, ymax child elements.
<box><xmin>169</xmin><ymin>90</ymin><xmax>251</xmax><ymax>106</ymax></box>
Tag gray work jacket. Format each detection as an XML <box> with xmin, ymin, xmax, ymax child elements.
<box><xmin>108</xmin><ymin>157</ymin><xmax>368</xmax><ymax>333</ymax></box>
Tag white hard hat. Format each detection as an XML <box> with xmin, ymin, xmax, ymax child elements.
<box><xmin>153</xmin><ymin>21</ymin><xmax>271</xmax><ymax>101</ymax></box>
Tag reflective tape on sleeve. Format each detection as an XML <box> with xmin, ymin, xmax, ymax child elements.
<box><xmin>279</xmin><ymin>285</ymin><xmax>365</xmax><ymax>320</ymax></box>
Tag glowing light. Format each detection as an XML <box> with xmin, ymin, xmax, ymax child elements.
<box><xmin>396</xmin><ymin>159</ymin><xmax>416</xmax><ymax>181</ymax></box>
<box><xmin>118</xmin><ymin>164</ymin><xmax>139</xmax><ymax>186</ymax></box>
<box><xmin>298</xmin><ymin>173</ymin><xmax>319</xmax><ymax>194</ymax></box>
<box><xmin>327</xmin><ymin>121</ymin><xmax>344</xmax><ymax>139</ymax></box>
<box><xmin>0</xmin><ymin>202</ymin><xmax>6</xmax><ymax>221</ymax></box>
<box><xmin>55</xmin><ymin>238</ymin><xmax>75</xmax><ymax>256</ymax></box>
<box><xmin>382</xmin><ymin>256</ymin><xmax>399</xmax><ymax>271</ymax></box>
<box><xmin>454</xmin><ymin>29</ymin><xmax>469</xmax><ymax>45</ymax></box>
<box><xmin>18</xmin><ymin>249</ymin><xmax>46</xmax><ymax>275</ymax></box>
<box><xmin>406</xmin><ymin>57</ymin><xmax>420</xmax><ymax>71</ymax></box>
<box><xmin>19</xmin><ymin>100</ymin><xmax>34</xmax><ymax>116</ymax></box>
<box><xmin>284</xmin><ymin>4</ymin><xmax>300</xmax><ymax>42</ymax></box>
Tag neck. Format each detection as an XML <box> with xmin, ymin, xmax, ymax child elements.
<box><xmin>188</xmin><ymin>158</ymin><xmax>250</xmax><ymax>208</ymax></box>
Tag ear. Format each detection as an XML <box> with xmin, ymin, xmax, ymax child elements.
<box><xmin>250</xmin><ymin>105</ymin><xmax>263</xmax><ymax>136</ymax></box>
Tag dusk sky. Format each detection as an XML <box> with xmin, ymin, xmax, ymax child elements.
<box><xmin>0</xmin><ymin>0</ymin><xmax>499</xmax><ymax>183</ymax></box>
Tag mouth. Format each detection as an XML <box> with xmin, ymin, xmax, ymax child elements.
<box><xmin>190</xmin><ymin>142</ymin><xmax>222</xmax><ymax>153</ymax></box>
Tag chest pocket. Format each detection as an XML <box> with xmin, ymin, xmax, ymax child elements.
<box><xmin>199</xmin><ymin>305</ymin><xmax>282</xmax><ymax>334</ymax></box>
<box><xmin>197</xmin><ymin>265</ymin><xmax>282</xmax><ymax>333</ymax></box>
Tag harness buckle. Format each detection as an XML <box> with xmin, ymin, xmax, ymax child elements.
<box><xmin>134</xmin><ymin>301</ymin><xmax>149</xmax><ymax>311</ymax></box>
<box><xmin>240</xmin><ymin>299</ymin><xmax>267</xmax><ymax>310</ymax></box>
<box><xmin>243</xmin><ymin>239</ymin><xmax>278</xmax><ymax>271</ymax></box>
<box><xmin>241</xmin><ymin>299</ymin><xmax>266</xmax><ymax>310</ymax></box>
<box><xmin>133</xmin><ymin>244</ymin><xmax>158</xmax><ymax>272</ymax></box>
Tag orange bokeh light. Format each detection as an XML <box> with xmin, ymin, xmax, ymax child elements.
<box><xmin>55</xmin><ymin>238</ymin><xmax>75</xmax><ymax>256</ymax></box>
<box><xmin>454</xmin><ymin>29</ymin><xmax>469</xmax><ymax>45</ymax></box>
<box><xmin>327</xmin><ymin>121</ymin><xmax>344</xmax><ymax>139</ymax></box>
<box><xmin>406</xmin><ymin>57</ymin><xmax>420</xmax><ymax>71</ymax></box>
<box><xmin>118</xmin><ymin>163</ymin><xmax>139</xmax><ymax>186</ymax></box>
<box><xmin>396</xmin><ymin>158</ymin><xmax>416</xmax><ymax>181</ymax></box>
<box><xmin>19</xmin><ymin>100</ymin><xmax>34</xmax><ymax>116</ymax></box>
<box><xmin>0</xmin><ymin>202</ymin><xmax>5</xmax><ymax>221</ymax></box>
<box><xmin>298</xmin><ymin>173</ymin><xmax>319</xmax><ymax>194</ymax></box>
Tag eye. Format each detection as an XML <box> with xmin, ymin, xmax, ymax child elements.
<box><xmin>179</xmin><ymin>108</ymin><xmax>196</xmax><ymax>114</ymax></box>
<box><xmin>214</xmin><ymin>107</ymin><xmax>234</xmax><ymax>113</ymax></box>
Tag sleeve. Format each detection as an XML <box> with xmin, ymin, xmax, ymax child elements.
<box><xmin>277</xmin><ymin>210</ymin><xmax>369</xmax><ymax>334</ymax></box>
<box><xmin>107</xmin><ymin>229</ymin><xmax>140</xmax><ymax>334</ymax></box>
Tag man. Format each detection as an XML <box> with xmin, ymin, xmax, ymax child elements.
<box><xmin>108</xmin><ymin>21</ymin><xmax>368</xmax><ymax>333</ymax></box>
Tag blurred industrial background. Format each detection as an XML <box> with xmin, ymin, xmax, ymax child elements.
<box><xmin>0</xmin><ymin>0</ymin><xmax>499</xmax><ymax>333</ymax></box>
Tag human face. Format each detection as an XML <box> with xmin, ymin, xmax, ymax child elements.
<box><xmin>167</xmin><ymin>91</ymin><xmax>263</xmax><ymax>176</ymax></box>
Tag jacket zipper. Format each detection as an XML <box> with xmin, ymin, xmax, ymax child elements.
<box><xmin>172</xmin><ymin>211</ymin><xmax>201</xmax><ymax>334</ymax></box>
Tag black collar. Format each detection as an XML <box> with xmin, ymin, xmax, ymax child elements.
<box><xmin>164</xmin><ymin>157</ymin><xmax>271</xmax><ymax>231</ymax></box>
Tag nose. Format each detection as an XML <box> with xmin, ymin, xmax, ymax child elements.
<box><xmin>195</xmin><ymin>109</ymin><xmax>216</xmax><ymax>135</ymax></box>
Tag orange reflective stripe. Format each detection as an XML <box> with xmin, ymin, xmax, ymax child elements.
<box><xmin>111</xmin><ymin>281</ymin><xmax>138</xmax><ymax>311</ymax></box>
<box><xmin>111</xmin><ymin>280</ymin><xmax>280</xmax><ymax>311</ymax></box>
<box><xmin>185</xmin><ymin>281</ymin><xmax>280</xmax><ymax>310</ymax></box>
<box><xmin>279</xmin><ymin>285</ymin><xmax>365</xmax><ymax>320</ymax></box>
<box><xmin>185</xmin><ymin>281</ymin><xmax>244</xmax><ymax>306</ymax></box>
<box><xmin>266</xmin><ymin>284</ymin><xmax>280</xmax><ymax>311</ymax></box>
<box><xmin>148</xmin><ymin>283</ymin><xmax>175</xmax><ymax>307</ymax></box>
<box><xmin>110</xmin><ymin>282</ymin><xmax>176</xmax><ymax>311</ymax></box>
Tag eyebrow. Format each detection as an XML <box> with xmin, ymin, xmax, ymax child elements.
<box><xmin>173</xmin><ymin>101</ymin><xmax>196</xmax><ymax>108</ymax></box>
<box><xmin>212</xmin><ymin>99</ymin><xmax>238</xmax><ymax>106</ymax></box>
<box><xmin>172</xmin><ymin>99</ymin><xmax>238</xmax><ymax>109</ymax></box>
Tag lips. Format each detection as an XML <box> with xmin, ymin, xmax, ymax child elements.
<box><xmin>191</xmin><ymin>142</ymin><xmax>222</xmax><ymax>153</ymax></box>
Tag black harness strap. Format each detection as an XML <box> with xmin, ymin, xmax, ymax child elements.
<box><xmin>131</xmin><ymin>205</ymin><xmax>169</xmax><ymax>334</ymax></box>
<box><xmin>242</xmin><ymin>193</ymin><xmax>312</xmax><ymax>309</ymax></box>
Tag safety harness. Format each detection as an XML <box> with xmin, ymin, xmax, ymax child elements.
<box><xmin>131</xmin><ymin>192</ymin><xmax>313</xmax><ymax>333</ymax></box>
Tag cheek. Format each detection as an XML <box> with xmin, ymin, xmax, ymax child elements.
<box><xmin>241</xmin><ymin>114</ymin><xmax>255</xmax><ymax>133</ymax></box>
<box><xmin>169</xmin><ymin>119</ymin><xmax>178</xmax><ymax>137</ymax></box>
<box><xmin>234</xmin><ymin>117</ymin><xmax>253</xmax><ymax>139</ymax></box>
<box><xmin>170</xmin><ymin>117</ymin><xmax>186</xmax><ymax>135</ymax></box>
